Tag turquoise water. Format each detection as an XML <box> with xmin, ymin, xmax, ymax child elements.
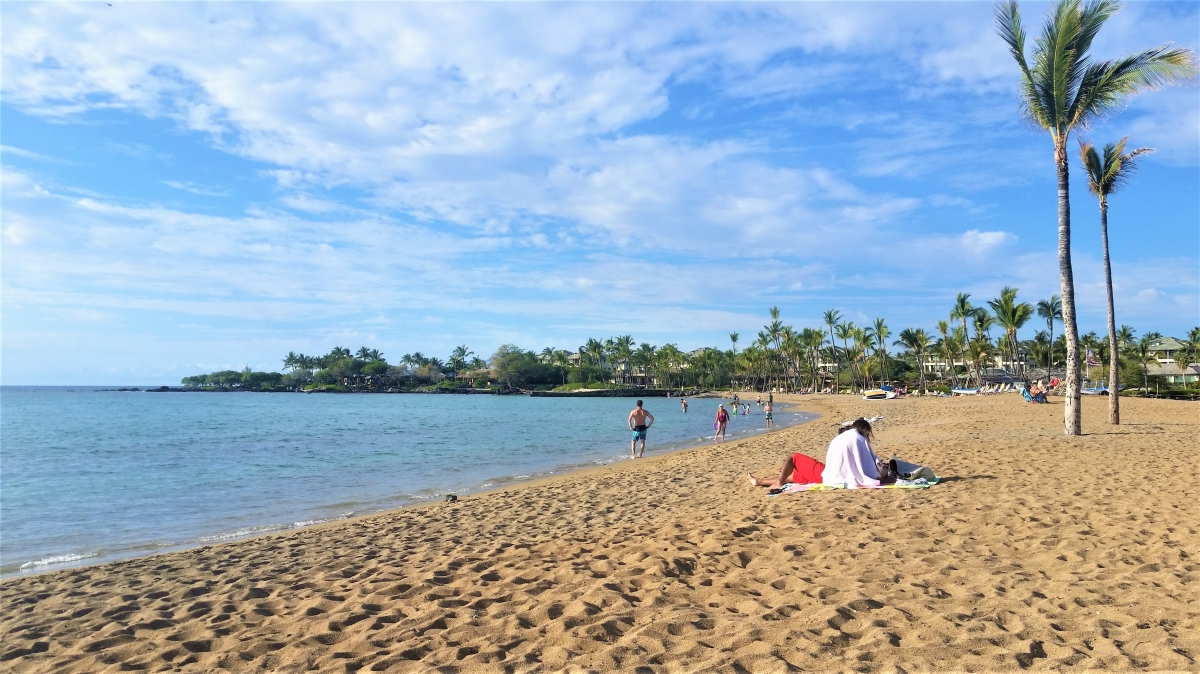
<box><xmin>0</xmin><ymin>387</ymin><xmax>814</xmax><ymax>577</ymax></box>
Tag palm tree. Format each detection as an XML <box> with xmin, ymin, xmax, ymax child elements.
<box><xmin>950</xmin><ymin>294</ymin><xmax>974</xmax><ymax>343</ymax></box>
<box><xmin>868</xmin><ymin>318</ymin><xmax>891</xmax><ymax>385</ymax></box>
<box><xmin>822</xmin><ymin>309</ymin><xmax>842</xmax><ymax>393</ymax></box>
<box><xmin>995</xmin><ymin>0</ymin><xmax>1197</xmax><ymax>434</ymax></box>
<box><xmin>989</xmin><ymin>287</ymin><xmax>1034</xmax><ymax>376</ymax></box>
<box><xmin>1131</xmin><ymin>335</ymin><xmax>1157</xmax><ymax>393</ymax></box>
<box><xmin>835</xmin><ymin>320</ymin><xmax>855</xmax><ymax>392</ymax></box>
<box><xmin>1036</xmin><ymin>296</ymin><xmax>1063</xmax><ymax>370</ymax></box>
<box><xmin>896</xmin><ymin>328</ymin><xmax>932</xmax><ymax>393</ymax></box>
<box><xmin>552</xmin><ymin>350</ymin><xmax>570</xmax><ymax>385</ymax></box>
<box><xmin>855</xmin><ymin>326</ymin><xmax>874</xmax><ymax>390</ymax></box>
<box><xmin>613</xmin><ymin>335</ymin><xmax>634</xmax><ymax>386</ymax></box>
<box><xmin>1080</xmin><ymin>139</ymin><xmax>1152</xmax><ymax>423</ymax></box>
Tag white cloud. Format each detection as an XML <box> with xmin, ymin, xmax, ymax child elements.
<box><xmin>163</xmin><ymin>180</ymin><xmax>229</xmax><ymax>197</ymax></box>
<box><xmin>1</xmin><ymin>145</ymin><xmax>76</xmax><ymax>164</ymax></box>
<box><xmin>1</xmin><ymin>2</ymin><xmax>1195</xmax><ymax>383</ymax></box>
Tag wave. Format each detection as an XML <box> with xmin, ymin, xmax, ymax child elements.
<box><xmin>18</xmin><ymin>552</ymin><xmax>98</xmax><ymax>570</ymax></box>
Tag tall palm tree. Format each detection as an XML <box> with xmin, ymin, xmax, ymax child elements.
<box><xmin>969</xmin><ymin>311</ymin><xmax>997</xmax><ymax>385</ymax></box>
<box><xmin>950</xmin><ymin>293</ymin><xmax>974</xmax><ymax>343</ymax></box>
<box><xmin>989</xmin><ymin>286</ymin><xmax>1034</xmax><ymax>376</ymax></box>
<box><xmin>855</xmin><ymin>326</ymin><xmax>874</xmax><ymax>389</ymax></box>
<box><xmin>1132</xmin><ymin>335</ymin><xmax>1157</xmax><ymax>393</ymax></box>
<box><xmin>996</xmin><ymin>0</ymin><xmax>1196</xmax><ymax>434</ymax></box>
<box><xmin>869</xmin><ymin>318</ymin><xmax>891</xmax><ymax>385</ymax></box>
<box><xmin>1036</xmin><ymin>295</ymin><xmax>1063</xmax><ymax>370</ymax></box>
<box><xmin>835</xmin><ymin>320</ymin><xmax>855</xmax><ymax>392</ymax></box>
<box><xmin>1080</xmin><ymin>138</ymin><xmax>1152</xmax><ymax>423</ymax></box>
<box><xmin>823</xmin><ymin>309</ymin><xmax>842</xmax><ymax>393</ymax></box>
<box><xmin>895</xmin><ymin>328</ymin><xmax>932</xmax><ymax>393</ymax></box>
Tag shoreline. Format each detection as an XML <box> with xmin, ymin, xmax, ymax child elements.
<box><xmin>1</xmin><ymin>396</ymin><xmax>815</xmax><ymax>580</ymax></box>
<box><xmin>5</xmin><ymin>394</ymin><xmax>1194</xmax><ymax>672</ymax></box>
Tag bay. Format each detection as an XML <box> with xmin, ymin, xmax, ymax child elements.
<box><xmin>0</xmin><ymin>387</ymin><xmax>814</xmax><ymax>576</ymax></box>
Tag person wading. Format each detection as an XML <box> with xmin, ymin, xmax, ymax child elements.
<box><xmin>628</xmin><ymin>400</ymin><xmax>655</xmax><ymax>459</ymax></box>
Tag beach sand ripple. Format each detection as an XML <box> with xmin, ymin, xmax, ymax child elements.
<box><xmin>2</xmin><ymin>395</ymin><xmax>1197</xmax><ymax>672</ymax></box>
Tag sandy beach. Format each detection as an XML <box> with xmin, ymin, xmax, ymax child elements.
<box><xmin>2</xmin><ymin>393</ymin><xmax>1197</xmax><ymax>673</ymax></box>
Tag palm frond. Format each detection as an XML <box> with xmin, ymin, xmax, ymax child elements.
<box><xmin>1072</xmin><ymin>46</ymin><xmax>1198</xmax><ymax>128</ymax></box>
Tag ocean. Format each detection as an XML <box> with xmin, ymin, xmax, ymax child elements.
<box><xmin>0</xmin><ymin>387</ymin><xmax>815</xmax><ymax>577</ymax></box>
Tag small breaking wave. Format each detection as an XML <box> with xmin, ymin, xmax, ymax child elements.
<box><xmin>19</xmin><ymin>552</ymin><xmax>98</xmax><ymax>570</ymax></box>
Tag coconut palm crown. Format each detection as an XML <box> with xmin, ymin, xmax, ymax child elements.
<box><xmin>994</xmin><ymin>0</ymin><xmax>1197</xmax><ymax>435</ymax></box>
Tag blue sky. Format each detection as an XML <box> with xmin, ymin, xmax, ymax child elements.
<box><xmin>2</xmin><ymin>1</ymin><xmax>1197</xmax><ymax>385</ymax></box>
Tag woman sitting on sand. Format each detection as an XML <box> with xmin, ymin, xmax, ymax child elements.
<box><xmin>748</xmin><ymin>418</ymin><xmax>884</xmax><ymax>489</ymax></box>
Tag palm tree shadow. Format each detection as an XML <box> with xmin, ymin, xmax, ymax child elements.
<box><xmin>938</xmin><ymin>475</ymin><xmax>997</xmax><ymax>483</ymax></box>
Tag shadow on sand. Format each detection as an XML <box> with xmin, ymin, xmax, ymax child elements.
<box><xmin>936</xmin><ymin>475</ymin><xmax>997</xmax><ymax>484</ymax></box>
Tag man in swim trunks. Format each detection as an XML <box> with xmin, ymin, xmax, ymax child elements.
<box><xmin>764</xmin><ymin>401</ymin><xmax>774</xmax><ymax>429</ymax></box>
<box><xmin>628</xmin><ymin>399</ymin><xmax>655</xmax><ymax>458</ymax></box>
<box><xmin>680</xmin><ymin>397</ymin><xmax>688</xmax><ymax>413</ymax></box>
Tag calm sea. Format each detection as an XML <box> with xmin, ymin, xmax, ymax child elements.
<box><xmin>0</xmin><ymin>387</ymin><xmax>815</xmax><ymax>577</ymax></box>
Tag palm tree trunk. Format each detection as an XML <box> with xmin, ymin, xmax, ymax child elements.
<box><xmin>1099</xmin><ymin>198</ymin><xmax>1120</xmax><ymax>424</ymax></box>
<box><xmin>1047</xmin><ymin>319</ymin><xmax>1053</xmax><ymax>370</ymax></box>
<box><xmin>1055</xmin><ymin>142</ymin><xmax>1082</xmax><ymax>435</ymax></box>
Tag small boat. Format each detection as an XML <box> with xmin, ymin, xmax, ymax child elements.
<box><xmin>863</xmin><ymin>389</ymin><xmax>896</xmax><ymax>400</ymax></box>
<box><xmin>951</xmin><ymin>388</ymin><xmax>980</xmax><ymax>395</ymax></box>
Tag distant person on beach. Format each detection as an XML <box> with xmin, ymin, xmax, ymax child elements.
<box><xmin>756</xmin><ymin>395</ymin><xmax>762</xmax><ymax>407</ymax></box>
<box><xmin>764</xmin><ymin>401</ymin><xmax>774</xmax><ymax>429</ymax></box>
<box><xmin>715</xmin><ymin>404</ymin><xmax>729</xmax><ymax>442</ymax></box>
<box><xmin>627</xmin><ymin>400</ymin><xmax>655</xmax><ymax>459</ymax></box>
<box><xmin>681</xmin><ymin>397</ymin><xmax>688</xmax><ymax>413</ymax></box>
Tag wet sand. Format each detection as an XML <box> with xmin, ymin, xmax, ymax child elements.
<box><xmin>2</xmin><ymin>393</ymin><xmax>1197</xmax><ymax>672</ymax></box>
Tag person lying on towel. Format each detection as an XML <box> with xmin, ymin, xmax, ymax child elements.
<box><xmin>748</xmin><ymin>418</ymin><xmax>890</xmax><ymax>489</ymax></box>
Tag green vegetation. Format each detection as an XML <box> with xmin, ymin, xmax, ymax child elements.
<box><xmin>181</xmin><ymin>368</ymin><xmax>283</xmax><ymax>390</ymax></box>
<box><xmin>180</xmin><ymin>305</ymin><xmax>1198</xmax><ymax>402</ymax></box>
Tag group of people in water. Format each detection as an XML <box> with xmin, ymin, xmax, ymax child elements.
<box><xmin>627</xmin><ymin>393</ymin><xmax>776</xmax><ymax>458</ymax></box>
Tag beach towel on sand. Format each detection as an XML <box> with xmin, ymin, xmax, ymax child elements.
<box><xmin>773</xmin><ymin>475</ymin><xmax>940</xmax><ymax>494</ymax></box>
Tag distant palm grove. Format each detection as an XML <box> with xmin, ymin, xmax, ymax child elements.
<box><xmin>183</xmin><ymin>297</ymin><xmax>1200</xmax><ymax>399</ymax></box>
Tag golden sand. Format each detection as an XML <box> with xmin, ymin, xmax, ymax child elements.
<box><xmin>2</xmin><ymin>394</ymin><xmax>1197</xmax><ymax>672</ymax></box>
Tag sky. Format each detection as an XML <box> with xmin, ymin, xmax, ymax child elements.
<box><xmin>2</xmin><ymin>1</ymin><xmax>1197</xmax><ymax>385</ymax></box>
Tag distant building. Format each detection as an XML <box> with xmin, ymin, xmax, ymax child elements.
<box><xmin>1146</xmin><ymin>361</ymin><xmax>1199</xmax><ymax>384</ymax></box>
<box><xmin>1147</xmin><ymin>337</ymin><xmax>1189</xmax><ymax>364</ymax></box>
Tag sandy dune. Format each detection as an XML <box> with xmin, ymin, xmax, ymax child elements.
<box><xmin>2</xmin><ymin>394</ymin><xmax>1197</xmax><ymax>672</ymax></box>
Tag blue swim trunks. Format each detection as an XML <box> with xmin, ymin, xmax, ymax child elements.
<box><xmin>632</xmin><ymin>426</ymin><xmax>648</xmax><ymax>441</ymax></box>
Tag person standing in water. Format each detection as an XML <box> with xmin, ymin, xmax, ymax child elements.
<box><xmin>680</xmin><ymin>397</ymin><xmax>688</xmax><ymax>413</ymax></box>
<box><xmin>627</xmin><ymin>400</ymin><xmax>655</xmax><ymax>459</ymax></box>
<box><xmin>764</xmin><ymin>400</ymin><xmax>774</xmax><ymax>429</ymax></box>
<box><xmin>715</xmin><ymin>404</ymin><xmax>729</xmax><ymax>442</ymax></box>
